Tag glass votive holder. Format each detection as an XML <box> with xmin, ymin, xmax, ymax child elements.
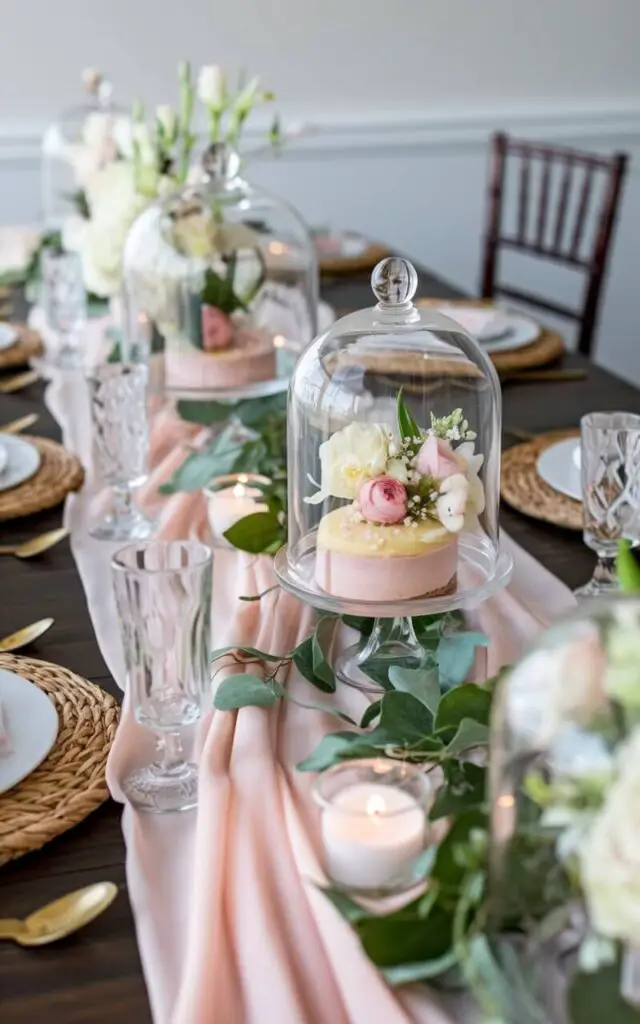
<box><xmin>312</xmin><ymin>758</ymin><xmax>433</xmax><ymax>896</ymax></box>
<box><xmin>204</xmin><ymin>473</ymin><xmax>271</xmax><ymax>549</ymax></box>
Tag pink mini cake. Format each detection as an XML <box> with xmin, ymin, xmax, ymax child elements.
<box><xmin>315</xmin><ymin>505</ymin><xmax>457</xmax><ymax>601</ymax></box>
<box><xmin>165</xmin><ymin>327</ymin><xmax>276</xmax><ymax>391</ymax></box>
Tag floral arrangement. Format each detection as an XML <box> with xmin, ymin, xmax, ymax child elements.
<box><xmin>36</xmin><ymin>63</ymin><xmax>282</xmax><ymax>302</ymax></box>
<box><xmin>306</xmin><ymin>392</ymin><xmax>485</xmax><ymax>534</ymax></box>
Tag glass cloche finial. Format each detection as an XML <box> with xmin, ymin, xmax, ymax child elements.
<box><xmin>371</xmin><ymin>257</ymin><xmax>418</xmax><ymax>308</ymax></box>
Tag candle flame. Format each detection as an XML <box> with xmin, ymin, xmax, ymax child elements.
<box><xmin>366</xmin><ymin>795</ymin><xmax>387</xmax><ymax>817</ymax></box>
<box><xmin>497</xmin><ymin>795</ymin><xmax>515</xmax><ymax>809</ymax></box>
<box><xmin>237</xmin><ymin>474</ymin><xmax>249</xmax><ymax>484</ymax></box>
<box><xmin>273</xmin><ymin>334</ymin><xmax>286</xmax><ymax>349</ymax></box>
<box><xmin>232</xmin><ymin>483</ymin><xmax>247</xmax><ymax>498</ymax></box>
<box><xmin>268</xmin><ymin>241</ymin><xmax>285</xmax><ymax>255</ymax></box>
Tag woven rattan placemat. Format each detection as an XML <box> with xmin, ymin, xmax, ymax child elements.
<box><xmin>0</xmin><ymin>654</ymin><xmax>119</xmax><ymax>866</ymax></box>
<box><xmin>0</xmin><ymin>327</ymin><xmax>44</xmax><ymax>370</ymax></box>
<box><xmin>417</xmin><ymin>299</ymin><xmax>564</xmax><ymax>374</ymax></box>
<box><xmin>501</xmin><ymin>429</ymin><xmax>582</xmax><ymax>530</ymax></box>
<box><xmin>0</xmin><ymin>436</ymin><xmax>84</xmax><ymax>521</ymax></box>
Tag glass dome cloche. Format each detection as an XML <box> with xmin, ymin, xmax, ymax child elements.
<box><xmin>489</xmin><ymin>595</ymin><xmax>640</xmax><ymax>1023</ymax></box>
<box><xmin>276</xmin><ymin>256</ymin><xmax>511</xmax><ymax>617</ymax></box>
<box><xmin>122</xmin><ymin>141</ymin><xmax>318</xmax><ymax>400</ymax></box>
<box><xmin>41</xmin><ymin>68</ymin><xmax>126</xmax><ymax>231</ymax></box>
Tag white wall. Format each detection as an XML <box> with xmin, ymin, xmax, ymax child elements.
<box><xmin>0</xmin><ymin>0</ymin><xmax>639</xmax><ymax>382</ymax></box>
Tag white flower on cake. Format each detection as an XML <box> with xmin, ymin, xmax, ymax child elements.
<box><xmin>307</xmin><ymin>422</ymin><xmax>391</xmax><ymax>504</ymax></box>
<box><xmin>581</xmin><ymin>728</ymin><xmax>640</xmax><ymax>945</ymax></box>
<box><xmin>305</xmin><ymin>395</ymin><xmax>485</xmax><ymax>536</ymax></box>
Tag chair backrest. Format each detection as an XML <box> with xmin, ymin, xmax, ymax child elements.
<box><xmin>480</xmin><ymin>132</ymin><xmax>628</xmax><ymax>356</ymax></box>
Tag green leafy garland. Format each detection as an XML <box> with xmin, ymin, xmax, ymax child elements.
<box><xmin>165</xmin><ymin>393</ymin><xmax>640</xmax><ymax>1023</ymax></box>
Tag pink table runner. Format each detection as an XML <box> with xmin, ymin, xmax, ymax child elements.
<box><xmin>43</xmin><ymin>356</ymin><xmax>576</xmax><ymax>1024</ymax></box>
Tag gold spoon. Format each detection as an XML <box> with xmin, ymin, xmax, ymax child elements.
<box><xmin>0</xmin><ymin>882</ymin><xmax>118</xmax><ymax>947</ymax></box>
<box><xmin>0</xmin><ymin>369</ymin><xmax>40</xmax><ymax>394</ymax></box>
<box><xmin>1</xmin><ymin>412</ymin><xmax>39</xmax><ymax>434</ymax></box>
<box><xmin>0</xmin><ymin>618</ymin><xmax>54</xmax><ymax>652</ymax></box>
<box><xmin>0</xmin><ymin>527</ymin><xmax>68</xmax><ymax>559</ymax></box>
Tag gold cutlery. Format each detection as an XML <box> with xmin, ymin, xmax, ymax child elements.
<box><xmin>0</xmin><ymin>882</ymin><xmax>118</xmax><ymax>947</ymax></box>
<box><xmin>0</xmin><ymin>618</ymin><xmax>54</xmax><ymax>652</ymax></box>
<box><xmin>0</xmin><ymin>412</ymin><xmax>39</xmax><ymax>435</ymax></box>
<box><xmin>0</xmin><ymin>528</ymin><xmax>68</xmax><ymax>559</ymax></box>
<box><xmin>0</xmin><ymin>369</ymin><xmax>40</xmax><ymax>393</ymax></box>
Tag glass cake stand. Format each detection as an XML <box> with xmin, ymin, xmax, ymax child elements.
<box><xmin>275</xmin><ymin>533</ymin><xmax>513</xmax><ymax>691</ymax></box>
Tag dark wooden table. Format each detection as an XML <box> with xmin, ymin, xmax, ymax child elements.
<box><xmin>1</xmin><ymin>267</ymin><xmax>639</xmax><ymax>1023</ymax></box>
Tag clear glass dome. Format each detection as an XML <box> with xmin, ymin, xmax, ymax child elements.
<box><xmin>275</xmin><ymin>257</ymin><xmax>511</xmax><ymax>618</ymax></box>
<box><xmin>41</xmin><ymin>71</ymin><xmax>125</xmax><ymax>231</ymax></box>
<box><xmin>122</xmin><ymin>142</ymin><xmax>318</xmax><ymax>400</ymax></box>
<box><xmin>489</xmin><ymin>595</ymin><xmax>640</xmax><ymax>1023</ymax></box>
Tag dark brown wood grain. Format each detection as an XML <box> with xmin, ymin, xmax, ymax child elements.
<box><xmin>0</xmin><ymin>268</ymin><xmax>639</xmax><ymax>1022</ymax></box>
<box><xmin>480</xmin><ymin>131</ymin><xmax>629</xmax><ymax>357</ymax></box>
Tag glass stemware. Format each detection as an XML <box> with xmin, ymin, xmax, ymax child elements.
<box><xmin>41</xmin><ymin>249</ymin><xmax>87</xmax><ymax>368</ymax></box>
<box><xmin>576</xmin><ymin>411</ymin><xmax>640</xmax><ymax>598</ymax></box>
<box><xmin>86</xmin><ymin>362</ymin><xmax>154</xmax><ymax>541</ymax></box>
<box><xmin>111</xmin><ymin>540</ymin><xmax>213</xmax><ymax>813</ymax></box>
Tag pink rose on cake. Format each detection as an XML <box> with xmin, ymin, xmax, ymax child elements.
<box><xmin>357</xmin><ymin>476</ymin><xmax>408</xmax><ymax>525</ymax></box>
<box><xmin>202</xmin><ymin>305</ymin><xmax>234</xmax><ymax>351</ymax></box>
<box><xmin>415</xmin><ymin>435</ymin><xmax>460</xmax><ymax>481</ymax></box>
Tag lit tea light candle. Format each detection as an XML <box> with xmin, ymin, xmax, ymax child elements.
<box><xmin>205</xmin><ymin>473</ymin><xmax>270</xmax><ymax>549</ymax></box>
<box><xmin>314</xmin><ymin>759</ymin><xmax>431</xmax><ymax>893</ymax></box>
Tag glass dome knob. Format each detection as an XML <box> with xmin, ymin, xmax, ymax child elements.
<box><xmin>201</xmin><ymin>142</ymin><xmax>241</xmax><ymax>183</ymax></box>
<box><xmin>371</xmin><ymin>257</ymin><xmax>418</xmax><ymax>308</ymax></box>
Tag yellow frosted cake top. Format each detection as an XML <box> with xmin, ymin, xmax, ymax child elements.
<box><xmin>316</xmin><ymin>505</ymin><xmax>455</xmax><ymax>558</ymax></box>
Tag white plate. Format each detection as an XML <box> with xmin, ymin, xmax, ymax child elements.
<box><xmin>437</xmin><ymin>305</ymin><xmax>541</xmax><ymax>353</ymax></box>
<box><xmin>537</xmin><ymin>437</ymin><xmax>582</xmax><ymax>502</ymax></box>
<box><xmin>0</xmin><ymin>442</ymin><xmax>6</xmax><ymax>475</ymax></box>
<box><xmin>0</xmin><ymin>668</ymin><xmax>58</xmax><ymax>795</ymax></box>
<box><xmin>314</xmin><ymin>230</ymin><xmax>370</xmax><ymax>260</ymax></box>
<box><xmin>0</xmin><ymin>434</ymin><xmax>41</xmax><ymax>492</ymax></box>
<box><xmin>0</xmin><ymin>323</ymin><xmax>18</xmax><ymax>351</ymax></box>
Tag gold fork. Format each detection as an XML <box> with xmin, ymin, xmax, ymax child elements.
<box><xmin>0</xmin><ymin>369</ymin><xmax>40</xmax><ymax>393</ymax></box>
<box><xmin>0</xmin><ymin>412</ymin><xmax>39</xmax><ymax>434</ymax></box>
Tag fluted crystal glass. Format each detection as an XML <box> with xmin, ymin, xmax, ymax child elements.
<box><xmin>41</xmin><ymin>249</ymin><xmax>87</xmax><ymax>368</ymax></box>
<box><xmin>86</xmin><ymin>362</ymin><xmax>154</xmax><ymax>540</ymax></box>
<box><xmin>576</xmin><ymin>412</ymin><xmax>640</xmax><ymax>597</ymax></box>
<box><xmin>111</xmin><ymin>541</ymin><xmax>213</xmax><ymax>813</ymax></box>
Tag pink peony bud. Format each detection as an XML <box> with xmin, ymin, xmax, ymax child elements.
<box><xmin>415</xmin><ymin>435</ymin><xmax>460</xmax><ymax>481</ymax></box>
<box><xmin>356</xmin><ymin>476</ymin><xmax>408</xmax><ymax>525</ymax></box>
<box><xmin>201</xmin><ymin>305</ymin><xmax>234</xmax><ymax>351</ymax></box>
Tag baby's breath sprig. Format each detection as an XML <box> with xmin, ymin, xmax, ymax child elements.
<box><xmin>430</xmin><ymin>408</ymin><xmax>477</xmax><ymax>443</ymax></box>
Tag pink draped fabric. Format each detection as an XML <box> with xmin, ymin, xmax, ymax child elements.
<box><xmin>43</xmin><ymin>360</ymin><xmax>576</xmax><ymax>1024</ymax></box>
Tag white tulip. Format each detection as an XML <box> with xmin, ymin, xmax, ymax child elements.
<box><xmin>234</xmin><ymin>76</ymin><xmax>260</xmax><ymax>116</ymax></box>
<box><xmin>197</xmin><ymin>65</ymin><xmax>225</xmax><ymax>110</ymax></box>
<box><xmin>156</xmin><ymin>104</ymin><xmax>177</xmax><ymax>143</ymax></box>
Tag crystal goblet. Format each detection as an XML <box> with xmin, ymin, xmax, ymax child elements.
<box><xmin>87</xmin><ymin>362</ymin><xmax>154</xmax><ymax>541</ymax></box>
<box><xmin>41</xmin><ymin>249</ymin><xmax>87</xmax><ymax>368</ymax></box>
<box><xmin>111</xmin><ymin>540</ymin><xmax>213</xmax><ymax>813</ymax></box>
<box><xmin>576</xmin><ymin>411</ymin><xmax>640</xmax><ymax>597</ymax></box>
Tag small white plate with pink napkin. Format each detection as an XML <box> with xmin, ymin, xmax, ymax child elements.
<box><xmin>437</xmin><ymin>305</ymin><xmax>540</xmax><ymax>354</ymax></box>
<box><xmin>537</xmin><ymin>438</ymin><xmax>582</xmax><ymax>502</ymax></box>
<box><xmin>0</xmin><ymin>667</ymin><xmax>59</xmax><ymax>794</ymax></box>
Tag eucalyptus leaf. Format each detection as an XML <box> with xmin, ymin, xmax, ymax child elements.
<box><xmin>311</xmin><ymin>620</ymin><xmax>336</xmax><ymax>689</ymax></box>
<box><xmin>341</xmin><ymin>615</ymin><xmax>375</xmax><ymax>636</ymax></box>
<box><xmin>412</xmin><ymin>845</ymin><xmax>438</xmax><ymax>883</ymax></box>
<box><xmin>214</xmin><ymin>674</ymin><xmax>283</xmax><ymax>710</ymax></box>
<box><xmin>388</xmin><ymin>665</ymin><xmax>441</xmax><ymax>715</ymax></box>
<box><xmin>235</xmin><ymin>392</ymin><xmax>287</xmax><ymax>428</ymax></box>
<box><xmin>358</xmin><ymin>904</ymin><xmax>454</xmax><ymax>968</ymax></box>
<box><xmin>436</xmin><ymin>631</ymin><xmax>488</xmax><ymax>689</ymax></box>
<box><xmin>618</xmin><ymin>539</ymin><xmax>640</xmax><ymax>594</ymax></box>
<box><xmin>211</xmin><ymin>644</ymin><xmax>283</xmax><ymax>664</ymax></box>
<box><xmin>360</xmin><ymin>700</ymin><xmax>382</xmax><ymax>728</ymax></box>
<box><xmin>381</xmin><ymin>949</ymin><xmax>459</xmax><ymax>986</ymax></box>
<box><xmin>434</xmin><ymin>684</ymin><xmax>493</xmax><ymax>737</ymax></box>
<box><xmin>285</xmin><ymin>694</ymin><xmax>356</xmax><ymax>726</ymax></box>
<box><xmin>159</xmin><ymin>441</ymin><xmax>244</xmax><ymax>494</ymax></box>
<box><xmin>319</xmin><ymin>887</ymin><xmax>369</xmax><ymax>924</ymax></box>
<box><xmin>297</xmin><ymin>732</ymin><xmax>379</xmax><ymax>772</ymax></box>
<box><xmin>445</xmin><ymin>718</ymin><xmax>490</xmax><ymax>757</ymax></box>
<box><xmin>223</xmin><ymin>511</ymin><xmax>283</xmax><ymax>554</ymax></box>
<box><xmin>431</xmin><ymin>809</ymin><xmax>486</xmax><ymax>887</ymax></box>
<box><xmin>292</xmin><ymin>635</ymin><xmax>336</xmax><ymax>693</ymax></box>
<box><xmin>367</xmin><ymin>691</ymin><xmax>434</xmax><ymax>746</ymax></box>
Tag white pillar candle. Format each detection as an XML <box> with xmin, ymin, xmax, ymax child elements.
<box><xmin>321</xmin><ymin>781</ymin><xmax>426</xmax><ymax>892</ymax></box>
<box><xmin>206</xmin><ymin>474</ymin><xmax>269</xmax><ymax>548</ymax></box>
